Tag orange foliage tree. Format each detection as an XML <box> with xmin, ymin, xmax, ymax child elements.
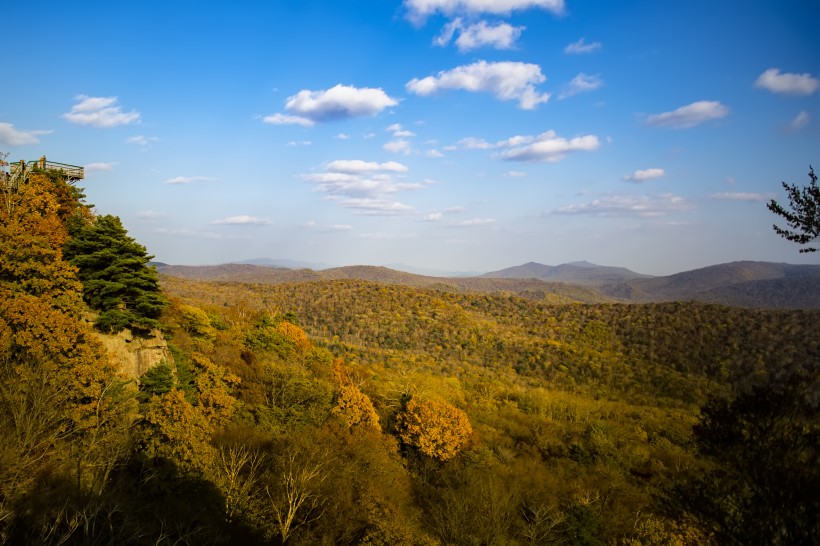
<box><xmin>397</xmin><ymin>397</ymin><xmax>473</xmax><ymax>461</ymax></box>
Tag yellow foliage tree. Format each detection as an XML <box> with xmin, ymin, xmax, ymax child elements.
<box><xmin>330</xmin><ymin>360</ymin><xmax>380</xmax><ymax>431</ymax></box>
<box><xmin>397</xmin><ymin>397</ymin><xmax>473</xmax><ymax>461</ymax></box>
<box><xmin>138</xmin><ymin>388</ymin><xmax>215</xmax><ymax>474</ymax></box>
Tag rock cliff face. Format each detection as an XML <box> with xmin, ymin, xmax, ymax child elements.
<box><xmin>94</xmin><ymin>328</ymin><xmax>173</xmax><ymax>378</ymax></box>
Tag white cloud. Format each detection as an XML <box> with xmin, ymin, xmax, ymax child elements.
<box><xmin>426</xmin><ymin>149</ymin><xmax>445</xmax><ymax>158</ymax></box>
<box><xmin>165</xmin><ymin>176</ymin><xmax>219</xmax><ymax>184</ymax></box>
<box><xmin>359</xmin><ymin>232</ymin><xmax>418</xmax><ymax>240</ymax></box>
<box><xmin>335</xmin><ymin>133</ymin><xmax>351</xmax><ymax>139</ymax></box>
<box><xmin>499</xmin><ymin>130</ymin><xmax>600</xmax><ymax>162</ymax></box>
<box><xmin>558</xmin><ymin>73</ymin><xmax>603</xmax><ymax>99</ymax></box>
<box><xmin>624</xmin><ymin>168</ymin><xmax>665</xmax><ymax>182</ymax></box>
<box><xmin>447</xmin><ymin>218</ymin><xmax>496</xmax><ymax>227</ymax></box>
<box><xmin>211</xmin><ymin>215</ymin><xmax>273</xmax><ymax>226</ymax></box>
<box><xmin>646</xmin><ymin>100</ymin><xmax>729</xmax><ymax>128</ymax></box>
<box><xmin>300</xmin><ymin>220</ymin><xmax>353</xmax><ymax>232</ymax></box>
<box><xmin>137</xmin><ymin>210</ymin><xmax>168</xmax><ymax>220</ymax></box>
<box><xmin>337</xmin><ymin>198</ymin><xmax>415</xmax><ymax>216</ymax></box>
<box><xmin>435</xmin><ymin>18</ymin><xmax>524</xmax><ymax>51</ymax></box>
<box><xmin>405</xmin><ymin>0</ymin><xmax>564</xmax><ymax>21</ymax></box>
<box><xmin>153</xmin><ymin>227</ymin><xmax>251</xmax><ymax>241</ymax></box>
<box><xmin>555</xmin><ymin>193</ymin><xmax>690</xmax><ymax>217</ymax></box>
<box><xmin>790</xmin><ymin>110</ymin><xmax>810</xmax><ymax>130</ymax></box>
<box><xmin>263</xmin><ymin>113</ymin><xmax>314</xmax><ymax>126</ymax></box>
<box><xmin>407</xmin><ymin>60</ymin><xmax>550</xmax><ymax>109</ymax></box>
<box><xmin>384</xmin><ymin>139</ymin><xmax>413</xmax><ymax>155</ymax></box>
<box><xmin>62</xmin><ymin>95</ymin><xmax>140</xmax><ymax>128</ymax></box>
<box><xmin>287</xmin><ymin>140</ymin><xmax>312</xmax><ymax>146</ymax></box>
<box><xmin>84</xmin><ymin>162</ymin><xmax>116</xmax><ymax>172</ymax></box>
<box><xmin>325</xmin><ymin>160</ymin><xmax>408</xmax><ymax>174</ymax></box>
<box><xmin>506</xmin><ymin>170</ymin><xmax>526</xmax><ymax>177</ymax></box>
<box><xmin>710</xmin><ymin>192</ymin><xmax>769</xmax><ymax>202</ymax></box>
<box><xmin>446</xmin><ymin>136</ymin><xmax>493</xmax><ymax>150</ymax></box>
<box><xmin>126</xmin><ymin>135</ymin><xmax>159</xmax><ymax>147</ymax></box>
<box><xmin>564</xmin><ymin>37</ymin><xmax>601</xmax><ymax>54</ymax></box>
<box><xmin>0</xmin><ymin>122</ymin><xmax>52</xmax><ymax>146</ymax></box>
<box><xmin>302</xmin><ymin>159</ymin><xmax>421</xmax><ymax>216</ymax></box>
<box><xmin>386</xmin><ymin>123</ymin><xmax>416</xmax><ymax>138</ymax></box>
<box><xmin>755</xmin><ymin>68</ymin><xmax>819</xmax><ymax>95</ymax></box>
<box><xmin>267</xmin><ymin>84</ymin><xmax>398</xmax><ymax>125</ymax></box>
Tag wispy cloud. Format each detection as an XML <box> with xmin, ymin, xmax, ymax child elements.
<box><xmin>446</xmin><ymin>218</ymin><xmax>496</xmax><ymax>227</ymax></box>
<box><xmin>0</xmin><ymin>122</ymin><xmax>52</xmax><ymax>146</ymax></box>
<box><xmin>211</xmin><ymin>215</ymin><xmax>273</xmax><ymax>226</ymax></box>
<box><xmin>498</xmin><ymin>130</ymin><xmax>600</xmax><ymax>162</ymax></box>
<box><xmin>564</xmin><ymin>37</ymin><xmax>601</xmax><ymax>54</ymax></box>
<box><xmin>302</xmin><ymin>159</ymin><xmax>421</xmax><ymax>216</ymax></box>
<box><xmin>555</xmin><ymin>193</ymin><xmax>690</xmax><ymax>217</ymax></box>
<box><xmin>287</xmin><ymin>140</ymin><xmax>312</xmax><ymax>146</ymax></box>
<box><xmin>384</xmin><ymin>139</ymin><xmax>413</xmax><ymax>155</ymax></box>
<box><xmin>84</xmin><ymin>162</ymin><xmax>116</xmax><ymax>172</ymax></box>
<box><xmin>790</xmin><ymin>110</ymin><xmax>810</xmax><ymax>130</ymax></box>
<box><xmin>407</xmin><ymin>60</ymin><xmax>549</xmax><ymax>109</ymax></box>
<box><xmin>558</xmin><ymin>73</ymin><xmax>603</xmax><ymax>99</ymax></box>
<box><xmin>62</xmin><ymin>95</ymin><xmax>140</xmax><ymax>128</ymax></box>
<box><xmin>263</xmin><ymin>113</ymin><xmax>314</xmax><ymax>126</ymax></box>
<box><xmin>435</xmin><ymin>18</ymin><xmax>524</xmax><ymax>51</ymax></box>
<box><xmin>137</xmin><ymin>210</ymin><xmax>168</xmax><ymax>220</ymax></box>
<box><xmin>710</xmin><ymin>192</ymin><xmax>770</xmax><ymax>202</ymax></box>
<box><xmin>646</xmin><ymin>100</ymin><xmax>729</xmax><ymax>128</ymax></box>
<box><xmin>126</xmin><ymin>135</ymin><xmax>159</xmax><ymax>148</ymax></box>
<box><xmin>153</xmin><ymin>227</ymin><xmax>250</xmax><ymax>240</ymax></box>
<box><xmin>265</xmin><ymin>84</ymin><xmax>398</xmax><ymax>126</ymax></box>
<box><xmin>405</xmin><ymin>0</ymin><xmax>564</xmax><ymax>22</ymax></box>
<box><xmin>755</xmin><ymin>68</ymin><xmax>819</xmax><ymax>96</ymax></box>
<box><xmin>335</xmin><ymin>133</ymin><xmax>351</xmax><ymax>140</ymax></box>
<box><xmin>165</xmin><ymin>176</ymin><xmax>219</xmax><ymax>184</ymax></box>
<box><xmin>387</xmin><ymin>123</ymin><xmax>416</xmax><ymax>138</ymax></box>
<box><xmin>422</xmin><ymin>206</ymin><xmax>465</xmax><ymax>222</ymax></box>
<box><xmin>445</xmin><ymin>136</ymin><xmax>494</xmax><ymax>150</ymax></box>
<box><xmin>359</xmin><ymin>231</ymin><xmax>418</xmax><ymax>240</ymax></box>
<box><xmin>325</xmin><ymin>160</ymin><xmax>408</xmax><ymax>174</ymax></box>
<box><xmin>506</xmin><ymin>170</ymin><xmax>527</xmax><ymax>177</ymax></box>
<box><xmin>300</xmin><ymin>220</ymin><xmax>353</xmax><ymax>232</ymax></box>
<box><xmin>624</xmin><ymin>168</ymin><xmax>665</xmax><ymax>182</ymax></box>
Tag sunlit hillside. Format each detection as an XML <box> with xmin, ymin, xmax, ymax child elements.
<box><xmin>1</xmin><ymin>165</ymin><xmax>818</xmax><ymax>545</ymax></box>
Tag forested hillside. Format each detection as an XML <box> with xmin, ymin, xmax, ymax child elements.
<box><xmin>1</xmin><ymin>164</ymin><xmax>817</xmax><ymax>545</ymax></box>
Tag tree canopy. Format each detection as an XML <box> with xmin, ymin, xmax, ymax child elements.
<box><xmin>64</xmin><ymin>214</ymin><xmax>165</xmax><ymax>333</ymax></box>
<box><xmin>767</xmin><ymin>166</ymin><xmax>820</xmax><ymax>252</ymax></box>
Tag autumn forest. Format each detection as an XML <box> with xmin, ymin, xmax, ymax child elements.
<box><xmin>0</xmin><ymin>163</ymin><xmax>818</xmax><ymax>545</ymax></box>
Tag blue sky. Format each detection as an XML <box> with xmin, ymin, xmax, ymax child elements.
<box><xmin>3</xmin><ymin>0</ymin><xmax>819</xmax><ymax>275</ymax></box>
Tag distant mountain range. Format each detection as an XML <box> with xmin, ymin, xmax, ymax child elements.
<box><xmin>483</xmin><ymin>261</ymin><xmax>653</xmax><ymax>285</ymax></box>
<box><xmin>155</xmin><ymin>260</ymin><xmax>820</xmax><ymax>309</ymax></box>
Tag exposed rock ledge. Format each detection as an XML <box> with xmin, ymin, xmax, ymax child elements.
<box><xmin>93</xmin><ymin>328</ymin><xmax>173</xmax><ymax>379</ymax></box>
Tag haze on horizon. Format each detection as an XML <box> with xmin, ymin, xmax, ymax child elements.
<box><xmin>2</xmin><ymin>0</ymin><xmax>819</xmax><ymax>276</ymax></box>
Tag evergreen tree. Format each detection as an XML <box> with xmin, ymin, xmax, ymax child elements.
<box><xmin>767</xmin><ymin>166</ymin><xmax>820</xmax><ymax>252</ymax></box>
<box><xmin>65</xmin><ymin>214</ymin><xmax>165</xmax><ymax>333</ymax></box>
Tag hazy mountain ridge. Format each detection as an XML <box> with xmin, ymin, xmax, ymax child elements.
<box><xmin>157</xmin><ymin>263</ymin><xmax>612</xmax><ymax>304</ymax></box>
<box><xmin>156</xmin><ymin>260</ymin><xmax>820</xmax><ymax>309</ymax></box>
<box><xmin>601</xmin><ymin>261</ymin><xmax>820</xmax><ymax>308</ymax></box>
<box><xmin>483</xmin><ymin>261</ymin><xmax>654</xmax><ymax>286</ymax></box>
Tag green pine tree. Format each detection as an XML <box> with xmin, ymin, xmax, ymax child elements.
<box><xmin>65</xmin><ymin>214</ymin><xmax>165</xmax><ymax>333</ymax></box>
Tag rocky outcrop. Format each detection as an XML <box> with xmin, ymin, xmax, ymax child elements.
<box><xmin>94</xmin><ymin>328</ymin><xmax>173</xmax><ymax>379</ymax></box>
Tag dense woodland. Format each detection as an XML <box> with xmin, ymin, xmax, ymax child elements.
<box><xmin>1</xmin><ymin>165</ymin><xmax>818</xmax><ymax>545</ymax></box>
